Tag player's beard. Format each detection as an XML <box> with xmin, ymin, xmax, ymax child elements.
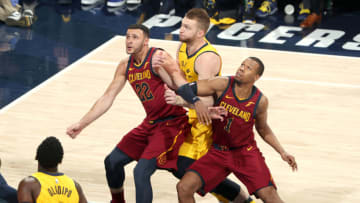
<box><xmin>179</xmin><ymin>35</ymin><xmax>193</xmax><ymax>44</ymax></box>
<box><xmin>234</xmin><ymin>78</ymin><xmax>243</xmax><ymax>86</ymax></box>
<box><xmin>128</xmin><ymin>39</ymin><xmax>145</xmax><ymax>54</ymax></box>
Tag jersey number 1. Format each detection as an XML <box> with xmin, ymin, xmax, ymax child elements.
<box><xmin>224</xmin><ymin>117</ymin><xmax>234</xmax><ymax>133</ymax></box>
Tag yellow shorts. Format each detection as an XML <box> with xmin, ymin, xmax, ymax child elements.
<box><xmin>178</xmin><ymin>117</ymin><xmax>213</xmax><ymax>160</ymax></box>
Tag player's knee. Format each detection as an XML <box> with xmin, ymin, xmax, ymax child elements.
<box><xmin>176</xmin><ymin>180</ymin><xmax>196</xmax><ymax>197</ymax></box>
<box><xmin>133</xmin><ymin>164</ymin><xmax>145</xmax><ymax>180</ymax></box>
<box><xmin>258</xmin><ymin>187</ymin><xmax>282</xmax><ymax>203</ymax></box>
<box><xmin>176</xmin><ymin>181</ymin><xmax>188</xmax><ymax>197</ymax></box>
<box><xmin>104</xmin><ymin>154</ymin><xmax>111</xmax><ymax>171</ymax></box>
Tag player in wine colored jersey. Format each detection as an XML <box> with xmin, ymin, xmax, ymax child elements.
<box><xmin>66</xmin><ymin>24</ymin><xmax>192</xmax><ymax>203</ymax></box>
<box><xmin>174</xmin><ymin>57</ymin><xmax>298</xmax><ymax>203</ymax></box>
<box><xmin>153</xmin><ymin>8</ymin><xmax>254</xmax><ymax>203</ymax></box>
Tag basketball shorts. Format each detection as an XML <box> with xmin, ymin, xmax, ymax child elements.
<box><xmin>188</xmin><ymin>144</ymin><xmax>276</xmax><ymax>195</ymax></box>
<box><xmin>117</xmin><ymin>115</ymin><xmax>189</xmax><ymax>170</ymax></box>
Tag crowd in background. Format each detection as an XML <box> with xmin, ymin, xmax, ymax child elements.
<box><xmin>0</xmin><ymin>0</ymin><xmax>359</xmax><ymax>29</ymax></box>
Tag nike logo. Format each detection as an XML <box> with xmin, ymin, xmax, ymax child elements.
<box><xmin>246</xmin><ymin>146</ymin><xmax>253</xmax><ymax>151</ymax></box>
<box><xmin>129</xmin><ymin>67</ymin><xmax>135</xmax><ymax>71</ymax></box>
<box><xmin>144</xmin><ymin>61</ymin><xmax>149</xmax><ymax>68</ymax></box>
<box><xmin>225</xmin><ymin>95</ymin><xmax>233</xmax><ymax>99</ymax></box>
<box><xmin>245</xmin><ymin>101</ymin><xmax>255</xmax><ymax>107</ymax></box>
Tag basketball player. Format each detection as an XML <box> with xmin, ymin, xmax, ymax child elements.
<box><xmin>66</xmin><ymin>24</ymin><xmax>224</xmax><ymax>203</ymax></box>
<box><xmin>0</xmin><ymin>158</ymin><xmax>18</xmax><ymax>203</ymax></box>
<box><xmin>153</xmin><ymin>8</ymin><xmax>254</xmax><ymax>203</ymax></box>
<box><xmin>17</xmin><ymin>136</ymin><xmax>87</xmax><ymax>203</ymax></box>
<box><xmin>173</xmin><ymin>57</ymin><xmax>298</xmax><ymax>203</ymax></box>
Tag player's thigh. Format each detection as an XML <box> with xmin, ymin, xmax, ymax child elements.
<box><xmin>117</xmin><ymin>124</ymin><xmax>149</xmax><ymax>160</ymax></box>
<box><xmin>143</xmin><ymin>118</ymin><xmax>187</xmax><ymax>159</ymax></box>
<box><xmin>188</xmin><ymin>148</ymin><xmax>230</xmax><ymax>194</ymax></box>
<box><xmin>232</xmin><ymin>147</ymin><xmax>275</xmax><ymax>195</ymax></box>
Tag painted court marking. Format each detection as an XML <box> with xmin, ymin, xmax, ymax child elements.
<box><xmin>0</xmin><ymin>36</ymin><xmax>119</xmax><ymax>115</ymax></box>
<box><xmin>83</xmin><ymin>59</ymin><xmax>360</xmax><ymax>89</ymax></box>
<box><xmin>1</xmin><ymin>35</ymin><xmax>359</xmax><ymax>116</ymax></box>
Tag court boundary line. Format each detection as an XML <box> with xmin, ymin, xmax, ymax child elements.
<box><xmin>0</xmin><ymin>36</ymin><xmax>119</xmax><ymax>115</ymax></box>
<box><xmin>1</xmin><ymin>35</ymin><xmax>359</xmax><ymax>115</ymax></box>
<box><xmin>83</xmin><ymin>59</ymin><xmax>360</xmax><ymax>89</ymax></box>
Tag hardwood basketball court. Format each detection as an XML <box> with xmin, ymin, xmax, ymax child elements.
<box><xmin>1</xmin><ymin>36</ymin><xmax>359</xmax><ymax>202</ymax></box>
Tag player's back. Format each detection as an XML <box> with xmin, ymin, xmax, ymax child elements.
<box><xmin>212</xmin><ymin>76</ymin><xmax>262</xmax><ymax>148</ymax></box>
<box><xmin>32</xmin><ymin>172</ymin><xmax>79</xmax><ymax>203</ymax></box>
<box><xmin>126</xmin><ymin>47</ymin><xmax>186</xmax><ymax>121</ymax></box>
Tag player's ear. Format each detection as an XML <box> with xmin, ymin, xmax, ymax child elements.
<box><xmin>144</xmin><ymin>37</ymin><xmax>149</xmax><ymax>47</ymax></box>
<box><xmin>254</xmin><ymin>74</ymin><xmax>260</xmax><ymax>81</ymax></box>
<box><xmin>197</xmin><ymin>29</ymin><xmax>204</xmax><ymax>38</ymax></box>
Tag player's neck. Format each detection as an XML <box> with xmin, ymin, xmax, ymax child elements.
<box><xmin>234</xmin><ymin>82</ymin><xmax>253</xmax><ymax>100</ymax></box>
<box><xmin>38</xmin><ymin>165</ymin><xmax>59</xmax><ymax>174</ymax></box>
<box><xmin>186</xmin><ymin>38</ymin><xmax>206</xmax><ymax>56</ymax></box>
<box><xmin>133</xmin><ymin>46</ymin><xmax>149</xmax><ymax>65</ymax></box>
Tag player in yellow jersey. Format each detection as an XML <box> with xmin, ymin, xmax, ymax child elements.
<box><xmin>154</xmin><ymin>8</ymin><xmax>254</xmax><ymax>203</ymax></box>
<box><xmin>17</xmin><ymin>136</ymin><xmax>87</xmax><ymax>203</ymax></box>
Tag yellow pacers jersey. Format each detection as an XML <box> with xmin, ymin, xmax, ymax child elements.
<box><xmin>178</xmin><ymin>39</ymin><xmax>221</xmax><ymax>160</ymax></box>
<box><xmin>32</xmin><ymin>172</ymin><xmax>79</xmax><ymax>203</ymax></box>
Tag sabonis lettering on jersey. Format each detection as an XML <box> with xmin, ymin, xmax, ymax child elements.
<box><xmin>220</xmin><ymin>101</ymin><xmax>251</xmax><ymax>122</ymax></box>
<box><xmin>128</xmin><ymin>69</ymin><xmax>152</xmax><ymax>83</ymax></box>
<box><xmin>47</xmin><ymin>185</ymin><xmax>73</xmax><ymax>198</ymax></box>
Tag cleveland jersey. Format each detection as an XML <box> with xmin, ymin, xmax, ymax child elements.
<box><xmin>32</xmin><ymin>171</ymin><xmax>79</xmax><ymax>203</ymax></box>
<box><xmin>178</xmin><ymin>38</ymin><xmax>221</xmax><ymax>120</ymax></box>
<box><xmin>212</xmin><ymin>76</ymin><xmax>262</xmax><ymax>148</ymax></box>
<box><xmin>126</xmin><ymin>47</ymin><xmax>186</xmax><ymax>121</ymax></box>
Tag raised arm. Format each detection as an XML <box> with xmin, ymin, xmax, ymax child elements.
<box><xmin>176</xmin><ymin>77</ymin><xmax>229</xmax><ymax>124</ymax></box>
<box><xmin>255</xmin><ymin>95</ymin><xmax>298</xmax><ymax>171</ymax></box>
<box><xmin>163</xmin><ymin>52</ymin><xmax>221</xmax><ymax>108</ymax></box>
<box><xmin>151</xmin><ymin>50</ymin><xmax>181</xmax><ymax>90</ymax></box>
<box><xmin>66</xmin><ymin>58</ymin><xmax>128</xmax><ymax>139</ymax></box>
<box><xmin>152</xmin><ymin>50</ymin><xmax>187</xmax><ymax>88</ymax></box>
<box><xmin>196</xmin><ymin>76</ymin><xmax>229</xmax><ymax>97</ymax></box>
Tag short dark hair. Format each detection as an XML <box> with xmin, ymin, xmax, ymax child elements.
<box><xmin>127</xmin><ymin>24</ymin><xmax>150</xmax><ymax>38</ymax></box>
<box><xmin>185</xmin><ymin>8</ymin><xmax>210</xmax><ymax>32</ymax></box>
<box><xmin>35</xmin><ymin>136</ymin><xmax>64</xmax><ymax>169</ymax></box>
<box><xmin>249</xmin><ymin>56</ymin><xmax>265</xmax><ymax>77</ymax></box>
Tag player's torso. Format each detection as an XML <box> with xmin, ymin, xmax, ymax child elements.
<box><xmin>126</xmin><ymin>47</ymin><xmax>186</xmax><ymax>120</ymax></box>
<box><xmin>212</xmin><ymin>77</ymin><xmax>262</xmax><ymax>148</ymax></box>
<box><xmin>178</xmin><ymin>40</ymin><xmax>221</xmax><ymax>120</ymax></box>
<box><xmin>32</xmin><ymin>172</ymin><xmax>79</xmax><ymax>203</ymax></box>
<box><xmin>177</xmin><ymin>40</ymin><xmax>221</xmax><ymax>159</ymax></box>
<box><xmin>178</xmin><ymin>39</ymin><xmax>221</xmax><ymax>83</ymax></box>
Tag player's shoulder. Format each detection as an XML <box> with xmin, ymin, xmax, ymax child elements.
<box><xmin>117</xmin><ymin>56</ymin><xmax>130</xmax><ymax>71</ymax></box>
<box><xmin>196</xmin><ymin>44</ymin><xmax>220</xmax><ymax>63</ymax></box>
<box><xmin>257</xmin><ymin>92</ymin><xmax>269</xmax><ymax>111</ymax></box>
<box><xmin>19</xmin><ymin>176</ymin><xmax>40</xmax><ymax>189</ymax></box>
<box><xmin>120</xmin><ymin>56</ymin><xmax>130</xmax><ymax>66</ymax></box>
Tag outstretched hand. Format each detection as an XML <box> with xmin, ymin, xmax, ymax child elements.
<box><xmin>281</xmin><ymin>152</ymin><xmax>298</xmax><ymax>171</ymax></box>
<box><xmin>208</xmin><ymin>106</ymin><xmax>228</xmax><ymax>121</ymax></box>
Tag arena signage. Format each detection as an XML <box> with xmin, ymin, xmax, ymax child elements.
<box><xmin>143</xmin><ymin>14</ymin><xmax>360</xmax><ymax>52</ymax></box>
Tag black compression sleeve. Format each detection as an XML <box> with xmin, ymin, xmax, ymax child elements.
<box><xmin>176</xmin><ymin>82</ymin><xmax>200</xmax><ymax>104</ymax></box>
